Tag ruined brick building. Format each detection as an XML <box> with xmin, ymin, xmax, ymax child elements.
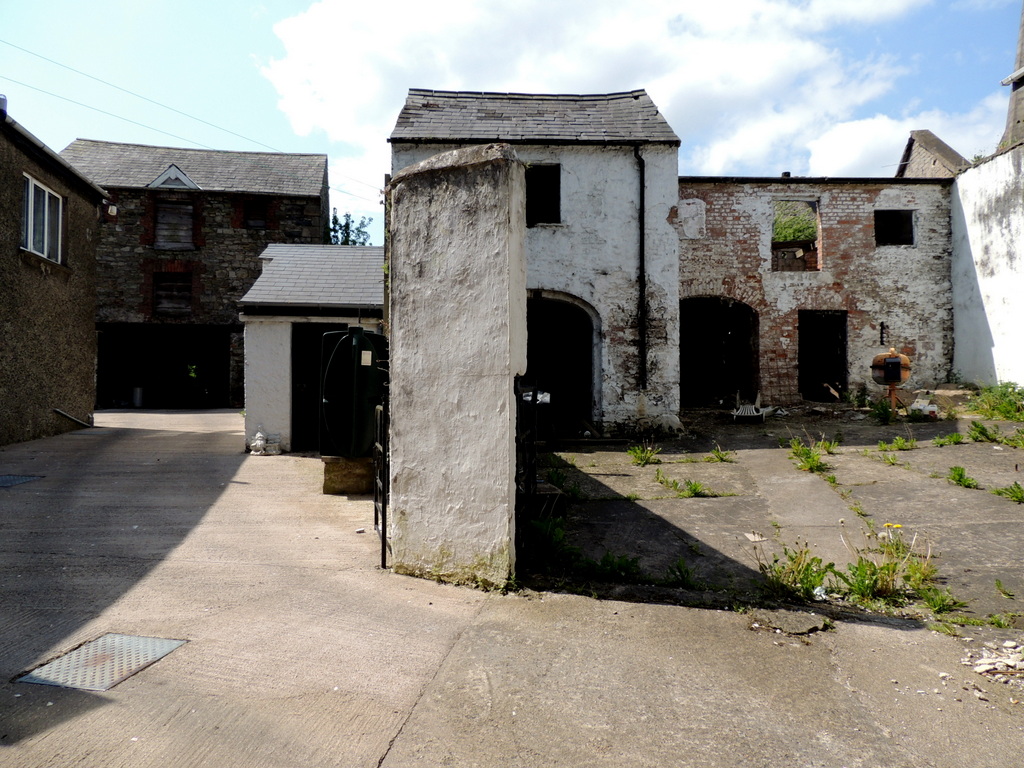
<box><xmin>59</xmin><ymin>140</ymin><xmax>328</xmax><ymax>408</ymax></box>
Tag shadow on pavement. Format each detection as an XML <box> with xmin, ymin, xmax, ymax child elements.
<box><xmin>0</xmin><ymin>412</ymin><xmax>245</xmax><ymax>746</ymax></box>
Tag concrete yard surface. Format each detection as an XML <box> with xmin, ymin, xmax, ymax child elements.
<box><xmin>1</xmin><ymin>410</ymin><xmax>1023</xmax><ymax>767</ymax></box>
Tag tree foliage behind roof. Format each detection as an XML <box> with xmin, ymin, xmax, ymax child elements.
<box><xmin>773</xmin><ymin>200</ymin><xmax>818</xmax><ymax>243</ymax></box>
<box><xmin>330</xmin><ymin>209</ymin><xmax>373</xmax><ymax>246</ymax></box>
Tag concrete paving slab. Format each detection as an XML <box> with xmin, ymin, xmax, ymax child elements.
<box><xmin>2</xmin><ymin>410</ymin><xmax>1024</xmax><ymax>767</ymax></box>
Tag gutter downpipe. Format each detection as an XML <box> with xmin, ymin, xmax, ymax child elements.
<box><xmin>634</xmin><ymin>145</ymin><xmax>648</xmax><ymax>390</ymax></box>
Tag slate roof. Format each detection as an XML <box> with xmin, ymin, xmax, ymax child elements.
<box><xmin>60</xmin><ymin>140</ymin><xmax>327</xmax><ymax>197</ymax></box>
<box><xmin>2</xmin><ymin>112</ymin><xmax>108</xmax><ymax>201</ymax></box>
<box><xmin>240</xmin><ymin>245</ymin><xmax>385</xmax><ymax>309</ymax></box>
<box><xmin>390</xmin><ymin>89</ymin><xmax>680</xmax><ymax>146</ymax></box>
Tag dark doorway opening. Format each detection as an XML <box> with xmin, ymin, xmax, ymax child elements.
<box><xmin>525</xmin><ymin>297</ymin><xmax>594</xmax><ymax>438</ymax></box>
<box><xmin>798</xmin><ymin>310</ymin><xmax>848</xmax><ymax>401</ymax></box>
<box><xmin>291</xmin><ymin>322</ymin><xmax>349</xmax><ymax>452</ymax></box>
<box><xmin>96</xmin><ymin>323</ymin><xmax>231</xmax><ymax>408</ymax></box>
<box><xmin>679</xmin><ymin>297</ymin><xmax>759</xmax><ymax>407</ymax></box>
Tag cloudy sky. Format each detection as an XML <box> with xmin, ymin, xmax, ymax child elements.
<box><xmin>3</xmin><ymin>0</ymin><xmax>1020</xmax><ymax>244</ymax></box>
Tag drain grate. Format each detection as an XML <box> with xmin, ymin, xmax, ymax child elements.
<box><xmin>16</xmin><ymin>634</ymin><xmax>187</xmax><ymax>691</ymax></box>
<box><xmin>0</xmin><ymin>475</ymin><xmax>42</xmax><ymax>488</ymax></box>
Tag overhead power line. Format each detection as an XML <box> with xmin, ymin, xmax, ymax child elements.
<box><xmin>1</xmin><ymin>38</ymin><xmax>386</xmax><ymax>196</ymax></box>
<box><xmin>0</xmin><ymin>37</ymin><xmax>284</xmax><ymax>152</ymax></box>
<box><xmin>0</xmin><ymin>75</ymin><xmax>219</xmax><ymax>149</ymax></box>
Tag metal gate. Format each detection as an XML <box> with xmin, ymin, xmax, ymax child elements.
<box><xmin>373</xmin><ymin>404</ymin><xmax>390</xmax><ymax>569</ymax></box>
<box><xmin>514</xmin><ymin>378</ymin><xmax>539</xmax><ymax>559</ymax></box>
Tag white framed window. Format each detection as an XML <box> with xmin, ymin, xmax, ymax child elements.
<box><xmin>21</xmin><ymin>174</ymin><xmax>63</xmax><ymax>263</ymax></box>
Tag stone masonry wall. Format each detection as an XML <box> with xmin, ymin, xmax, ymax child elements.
<box><xmin>676</xmin><ymin>179</ymin><xmax>954</xmax><ymax>404</ymax></box>
<box><xmin>95</xmin><ymin>189</ymin><xmax>325</xmax><ymax>404</ymax></box>
<box><xmin>0</xmin><ymin>131</ymin><xmax>99</xmax><ymax>445</ymax></box>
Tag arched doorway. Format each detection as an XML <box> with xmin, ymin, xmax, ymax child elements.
<box><xmin>525</xmin><ymin>295</ymin><xmax>597</xmax><ymax>438</ymax></box>
<box><xmin>679</xmin><ymin>297</ymin><xmax>759</xmax><ymax>407</ymax></box>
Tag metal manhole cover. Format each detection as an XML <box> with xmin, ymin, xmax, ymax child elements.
<box><xmin>15</xmin><ymin>634</ymin><xmax>187</xmax><ymax>691</ymax></box>
<box><xmin>0</xmin><ymin>475</ymin><xmax>42</xmax><ymax>488</ymax></box>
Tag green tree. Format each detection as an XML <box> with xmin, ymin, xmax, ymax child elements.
<box><xmin>330</xmin><ymin>208</ymin><xmax>373</xmax><ymax>245</ymax></box>
<box><xmin>772</xmin><ymin>200</ymin><xmax>818</xmax><ymax>243</ymax></box>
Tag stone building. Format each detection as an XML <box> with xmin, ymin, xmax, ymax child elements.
<box><xmin>59</xmin><ymin>140</ymin><xmax>328</xmax><ymax>408</ymax></box>
<box><xmin>390</xmin><ymin>89</ymin><xmax>682</xmax><ymax>435</ymax></box>
<box><xmin>1</xmin><ymin>99</ymin><xmax>108</xmax><ymax>446</ymax></box>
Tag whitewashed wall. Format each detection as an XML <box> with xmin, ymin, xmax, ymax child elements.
<box><xmin>388</xmin><ymin>145</ymin><xmax>526</xmax><ymax>587</ymax></box>
<box><xmin>393</xmin><ymin>143</ymin><xmax>680</xmax><ymax>431</ymax></box>
<box><xmin>952</xmin><ymin>147</ymin><xmax>1024</xmax><ymax>386</ymax></box>
<box><xmin>242</xmin><ymin>315</ymin><xmax>380</xmax><ymax>451</ymax></box>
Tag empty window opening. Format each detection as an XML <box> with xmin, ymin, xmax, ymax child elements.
<box><xmin>874</xmin><ymin>210</ymin><xmax>914</xmax><ymax>246</ymax></box>
<box><xmin>244</xmin><ymin>198</ymin><xmax>269</xmax><ymax>229</ymax></box>
<box><xmin>153</xmin><ymin>272</ymin><xmax>193</xmax><ymax>316</ymax></box>
<box><xmin>155</xmin><ymin>198</ymin><xmax>195</xmax><ymax>250</ymax></box>
<box><xmin>525</xmin><ymin>165</ymin><xmax>560</xmax><ymax>227</ymax></box>
<box><xmin>771</xmin><ymin>200</ymin><xmax>819</xmax><ymax>272</ymax></box>
<box><xmin>798</xmin><ymin>310</ymin><xmax>848</xmax><ymax>402</ymax></box>
<box><xmin>679</xmin><ymin>297</ymin><xmax>759</xmax><ymax>407</ymax></box>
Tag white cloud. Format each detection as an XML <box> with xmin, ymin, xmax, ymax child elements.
<box><xmin>261</xmin><ymin>0</ymin><xmax>1007</xmax><ymax>213</ymax></box>
<box><xmin>806</xmin><ymin>91</ymin><xmax>1008</xmax><ymax>176</ymax></box>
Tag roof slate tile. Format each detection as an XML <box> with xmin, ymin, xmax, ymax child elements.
<box><xmin>60</xmin><ymin>140</ymin><xmax>327</xmax><ymax>197</ymax></box>
<box><xmin>390</xmin><ymin>89</ymin><xmax>679</xmax><ymax>145</ymax></box>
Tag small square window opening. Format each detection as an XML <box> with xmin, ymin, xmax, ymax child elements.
<box><xmin>874</xmin><ymin>210</ymin><xmax>915</xmax><ymax>246</ymax></box>
<box><xmin>525</xmin><ymin>165</ymin><xmax>560</xmax><ymax>227</ymax></box>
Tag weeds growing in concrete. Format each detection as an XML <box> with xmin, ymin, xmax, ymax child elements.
<box><xmin>654</xmin><ymin>469</ymin><xmax>731</xmax><ymax>498</ymax></box>
<box><xmin>627</xmin><ymin>442</ymin><xmax>662</xmax><ymax>466</ymax></box>
<box><xmin>788</xmin><ymin>438</ymin><xmax>830</xmax><ymax>473</ymax></box>
<box><xmin>705</xmin><ymin>444</ymin><xmax>736</xmax><ymax>463</ymax></box>
<box><xmin>878</xmin><ymin>436</ymin><xmax>917</xmax><ymax>451</ymax></box>
<box><xmin>918</xmin><ymin>587</ymin><xmax>969</xmax><ymax>614</ymax></box>
<box><xmin>872</xmin><ymin>398</ymin><xmax>895</xmax><ymax>425</ymax></box>
<box><xmin>995</xmin><ymin>579</ymin><xmax>1015</xmax><ymax>599</ymax></box>
<box><xmin>992</xmin><ymin>482</ymin><xmax>1024</xmax><ymax>504</ymax></box>
<box><xmin>932</xmin><ymin>432</ymin><xmax>965</xmax><ymax>447</ymax></box>
<box><xmin>754</xmin><ymin>541</ymin><xmax>836</xmax><ymax>601</ymax></box>
<box><xmin>968</xmin><ymin>421</ymin><xmax>1001</xmax><ymax>443</ymax></box>
<box><xmin>662</xmin><ymin>557</ymin><xmax>702</xmax><ymax>589</ymax></box>
<box><xmin>947</xmin><ymin>466</ymin><xmax>980</xmax><ymax>489</ymax></box>
<box><xmin>968</xmin><ymin>382</ymin><xmax>1024</xmax><ymax>422</ymax></box>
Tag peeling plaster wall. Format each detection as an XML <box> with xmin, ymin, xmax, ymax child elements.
<box><xmin>393</xmin><ymin>143</ymin><xmax>680</xmax><ymax>431</ymax></box>
<box><xmin>676</xmin><ymin>180</ymin><xmax>953</xmax><ymax>403</ymax></box>
<box><xmin>951</xmin><ymin>147</ymin><xmax>1024</xmax><ymax>386</ymax></box>
<box><xmin>387</xmin><ymin>145</ymin><xmax>526</xmax><ymax>587</ymax></box>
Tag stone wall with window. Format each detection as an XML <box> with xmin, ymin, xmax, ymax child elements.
<box><xmin>0</xmin><ymin>122</ymin><xmax>102</xmax><ymax>445</ymax></box>
<box><xmin>92</xmin><ymin>189</ymin><xmax>324</xmax><ymax>406</ymax></box>
<box><xmin>674</xmin><ymin>178</ymin><xmax>954</xmax><ymax>405</ymax></box>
